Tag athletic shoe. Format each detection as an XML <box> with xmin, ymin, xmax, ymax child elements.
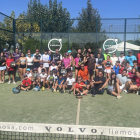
<box><xmin>61</xmin><ymin>90</ymin><xmax>64</xmax><ymax>93</ymax></box>
<box><xmin>136</xmin><ymin>91</ymin><xmax>139</xmax><ymax>95</ymax></box>
<box><xmin>42</xmin><ymin>87</ymin><xmax>45</xmax><ymax>91</ymax></box>
<box><xmin>1</xmin><ymin>81</ymin><xmax>4</xmax><ymax>83</ymax></box>
<box><xmin>69</xmin><ymin>90</ymin><xmax>71</xmax><ymax>94</ymax></box>
<box><xmin>57</xmin><ymin>90</ymin><xmax>60</xmax><ymax>92</ymax></box>
<box><xmin>92</xmin><ymin>94</ymin><xmax>96</xmax><ymax>97</ymax></box>
<box><xmin>47</xmin><ymin>87</ymin><xmax>50</xmax><ymax>89</ymax></box>
<box><xmin>117</xmin><ymin>96</ymin><xmax>122</xmax><ymax>99</ymax></box>
<box><xmin>63</xmin><ymin>90</ymin><xmax>66</xmax><ymax>93</ymax></box>
<box><xmin>54</xmin><ymin>89</ymin><xmax>56</xmax><ymax>92</ymax></box>
<box><xmin>8</xmin><ymin>81</ymin><xmax>11</xmax><ymax>84</ymax></box>
<box><xmin>13</xmin><ymin>81</ymin><xmax>16</xmax><ymax>84</ymax></box>
<box><xmin>26</xmin><ymin>89</ymin><xmax>29</xmax><ymax>92</ymax></box>
<box><xmin>123</xmin><ymin>89</ymin><xmax>127</xmax><ymax>93</ymax></box>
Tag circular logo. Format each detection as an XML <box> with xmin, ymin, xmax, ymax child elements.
<box><xmin>103</xmin><ymin>39</ymin><xmax>118</xmax><ymax>53</ymax></box>
<box><xmin>48</xmin><ymin>39</ymin><xmax>62</xmax><ymax>53</ymax></box>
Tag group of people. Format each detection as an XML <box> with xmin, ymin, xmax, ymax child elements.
<box><xmin>0</xmin><ymin>47</ymin><xmax>140</xmax><ymax>99</ymax></box>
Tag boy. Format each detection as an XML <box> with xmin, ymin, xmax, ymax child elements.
<box><xmin>6</xmin><ymin>54</ymin><xmax>16</xmax><ymax>84</ymax></box>
<box><xmin>46</xmin><ymin>71</ymin><xmax>54</xmax><ymax>89</ymax></box>
<box><xmin>20</xmin><ymin>74</ymin><xmax>31</xmax><ymax>91</ymax></box>
<box><xmin>64</xmin><ymin>73</ymin><xmax>75</xmax><ymax>94</ymax></box>
<box><xmin>74</xmin><ymin>76</ymin><xmax>88</xmax><ymax>96</ymax></box>
<box><xmin>113</xmin><ymin>61</ymin><xmax>120</xmax><ymax>75</ymax></box>
<box><xmin>40</xmin><ymin>68</ymin><xmax>47</xmax><ymax>91</ymax></box>
<box><xmin>26</xmin><ymin>68</ymin><xmax>32</xmax><ymax>80</ymax></box>
<box><xmin>32</xmin><ymin>68</ymin><xmax>40</xmax><ymax>87</ymax></box>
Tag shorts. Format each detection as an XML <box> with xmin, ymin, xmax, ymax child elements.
<box><xmin>104</xmin><ymin>69</ymin><xmax>111</xmax><ymax>73</ymax></box>
<box><xmin>8</xmin><ymin>71</ymin><xmax>14</xmax><ymax>75</ymax></box>
<box><xmin>27</xmin><ymin>65</ymin><xmax>33</xmax><ymax>70</ymax></box>
<box><xmin>107</xmin><ymin>85</ymin><xmax>114</xmax><ymax>93</ymax></box>
<box><xmin>88</xmin><ymin>68</ymin><xmax>94</xmax><ymax>76</ymax></box>
<box><xmin>119</xmin><ymin>84</ymin><xmax>125</xmax><ymax>90</ymax></box>
<box><xmin>66</xmin><ymin>85</ymin><xmax>72</xmax><ymax>89</ymax></box>
<box><xmin>0</xmin><ymin>66</ymin><xmax>6</xmax><ymax>70</ymax></box>
<box><xmin>14</xmin><ymin>65</ymin><xmax>18</xmax><ymax>70</ymax></box>
<box><xmin>20</xmin><ymin>64</ymin><xmax>26</xmax><ymax>68</ymax></box>
<box><xmin>67</xmin><ymin>68</ymin><xmax>71</xmax><ymax>73</ymax></box>
<box><xmin>45</xmin><ymin>67</ymin><xmax>49</xmax><ymax>72</ymax></box>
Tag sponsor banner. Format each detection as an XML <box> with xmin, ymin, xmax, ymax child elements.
<box><xmin>0</xmin><ymin>122</ymin><xmax>140</xmax><ymax>138</ymax></box>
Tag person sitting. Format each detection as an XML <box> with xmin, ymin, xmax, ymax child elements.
<box><xmin>133</xmin><ymin>60</ymin><xmax>138</xmax><ymax>70</ymax></box>
<box><xmin>74</xmin><ymin>76</ymin><xmax>88</xmax><ymax>96</ymax></box>
<box><xmin>119</xmin><ymin>62</ymin><xmax>125</xmax><ymax>74</ymax></box>
<box><xmin>48</xmin><ymin>60</ymin><xmax>58</xmax><ymax>75</ymax></box>
<box><xmin>19</xmin><ymin>74</ymin><xmax>32</xmax><ymax>92</ymax></box>
<box><xmin>90</xmin><ymin>70</ymin><xmax>106</xmax><ymax>97</ymax></box>
<box><xmin>32</xmin><ymin>68</ymin><xmax>40</xmax><ymax>87</ymax></box>
<box><xmin>99</xmin><ymin>72</ymin><xmax>122</xmax><ymax>99</ymax></box>
<box><xmin>40</xmin><ymin>68</ymin><xmax>47</xmax><ymax>91</ymax></box>
<box><xmin>125</xmin><ymin>61</ymin><xmax>132</xmax><ymax>73</ymax></box>
<box><xmin>128</xmin><ymin>67</ymin><xmax>136</xmax><ymax>82</ymax></box>
<box><xmin>38</xmin><ymin>62</ymin><xmax>45</xmax><ymax>74</ymax></box>
<box><xmin>26</xmin><ymin>68</ymin><xmax>32</xmax><ymax>80</ymax></box>
<box><xmin>113</xmin><ymin>61</ymin><xmax>120</xmax><ymax>75</ymax></box>
<box><xmin>63</xmin><ymin>73</ymin><xmax>75</xmax><ymax>94</ymax></box>
<box><xmin>46</xmin><ymin>71</ymin><xmax>55</xmax><ymax>90</ymax></box>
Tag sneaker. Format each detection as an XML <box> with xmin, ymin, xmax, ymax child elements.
<box><xmin>13</xmin><ymin>81</ymin><xmax>16</xmax><ymax>84</ymax></box>
<box><xmin>69</xmin><ymin>90</ymin><xmax>72</xmax><ymax>94</ymax></box>
<box><xmin>54</xmin><ymin>89</ymin><xmax>56</xmax><ymax>92</ymax></box>
<box><xmin>47</xmin><ymin>87</ymin><xmax>50</xmax><ymax>89</ymax></box>
<box><xmin>57</xmin><ymin>90</ymin><xmax>60</xmax><ymax>92</ymax></box>
<box><xmin>123</xmin><ymin>89</ymin><xmax>127</xmax><ymax>93</ymax></box>
<box><xmin>92</xmin><ymin>94</ymin><xmax>96</xmax><ymax>97</ymax></box>
<box><xmin>63</xmin><ymin>90</ymin><xmax>65</xmax><ymax>93</ymax></box>
<box><xmin>136</xmin><ymin>91</ymin><xmax>139</xmax><ymax>95</ymax></box>
<box><xmin>117</xmin><ymin>96</ymin><xmax>122</xmax><ymax>99</ymax></box>
<box><xmin>61</xmin><ymin>90</ymin><xmax>64</xmax><ymax>93</ymax></box>
<box><xmin>1</xmin><ymin>81</ymin><xmax>4</xmax><ymax>83</ymax></box>
<box><xmin>42</xmin><ymin>86</ymin><xmax>45</xmax><ymax>91</ymax></box>
<box><xmin>8</xmin><ymin>81</ymin><xmax>11</xmax><ymax>84</ymax></box>
<box><xmin>26</xmin><ymin>89</ymin><xmax>29</xmax><ymax>92</ymax></box>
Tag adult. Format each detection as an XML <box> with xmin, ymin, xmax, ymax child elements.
<box><xmin>118</xmin><ymin>52</ymin><xmax>125</xmax><ymax>65</ymax></box>
<box><xmin>19</xmin><ymin>52</ymin><xmax>27</xmax><ymax>81</ymax></box>
<box><xmin>90</xmin><ymin>70</ymin><xmax>106</xmax><ymax>97</ymax></box>
<box><xmin>26</xmin><ymin>49</ymin><xmax>33</xmax><ymax>57</ymax></box>
<box><xmin>33</xmin><ymin>49</ymin><xmax>42</xmax><ymax>68</ymax></box>
<box><xmin>13</xmin><ymin>48</ymin><xmax>21</xmax><ymax>79</ymax></box>
<box><xmin>111</xmin><ymin>52</ymin><xmax>118</xmax><ymax>67</ymax></box>
<box><xmin>95</xmin><ymin>48</ymin><xmax>105</xmax><ymax>60</ymax></box>
<box><xmin>103</xmin><ymin>49</ymin><xmax>111</xmax><ymax>60</ymax></box>
<box><xmin>41</xmin><ymin>49</ymin><xmax>51</xmax><ymax>75</ymax></box>
<box><xmin>0</xmin><ymin>52</ymin><xmax>6</xmax><ymax>83</ymax></box>
<box><xmin>26</xmin><ymin>53</ymin><xmax>34</xmax><ymax>73</ymax></box>
<box><xmin>124</xmin><ymin>50</ymin><xmax>137</xmax><ymax>67</ymax></box>
<box><xmin>53</xmin><ymin>49</ymin><xmax>62</xmax><ymax>65</ymax></box>
<box><xmin>84</xmin><ymin>51</ymin><xmax>90</xmax><ymax>69</ymax></box>
<box><xmin>48</xmin><ymin>51</ymin><xmax>53</xmax><ymax>66</ymax></box>
<box><xmin>3</xmin><ymin>49</ymin><xmax>9</xmax><ymax>59</ymax></box>
<box><xmin>68</xmin><ymin>50</ymin><xmax>74</xmax><ymax>71</ymax></box>
<box><xmin>88</xmin><ymin>48</ymin><xmax>92</xmax><ymax>53</ymax></box>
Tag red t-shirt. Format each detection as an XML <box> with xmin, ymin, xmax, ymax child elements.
<box><xmin>135</xmin><ymin>77</ymin><xmax>140</xmax><ymax>87</ymax></box>
<box><xmin>74</xmin><ymin>82</ymin><xmax>85</xmax><ymax>91</ymax></box>
<box><xmin>119</xmin><ymin>66</ymin><xmax>124</xmax><ymax>74</ymax></box>
<box><xmin>6</xmin><ymin>59</ymin><xmax>14</xmax><ymax>71</ymax></box>
<box><xmin>22</xmin><ymin>78</ymin><xmax>31</xmax><ymax>87</ymax></box>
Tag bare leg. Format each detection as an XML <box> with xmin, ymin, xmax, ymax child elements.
<box><xmin>0</xmin><ymin>71</ymin><xmax>2</xmax><ymax>82</ymax></box>
<box><xmin>2</xmin><ymin>70</ymin><xmax>5</xmax><ymax>83</ymax></box>
<box><xmin>12</xmin><ymin>74</ymin><xmax>15</xmax><ymax>82</ymax></box>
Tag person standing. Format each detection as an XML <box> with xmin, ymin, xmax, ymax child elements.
<box><xmin>118</xmin><ymin>52</ymin><xmax>125</xmax><ymax>65</ymax></box>
<box><xmin>26</xmin><ymin>53</ymin><xmax>34</xmax><ymax>73</ymax></box>
<box><xmin>53</xmin><ymin>49</ymin><xmax>62</xmax><ymax>65</ymax></box>
<box><xmin>0</xmin><ymin>52</ymin><xmax>6</xmax><ymax>83</ymax></box>
<box><xmin>103</xmin><ymin>49</ymin><xmax>111</xmax><ymax>60</ymax></box>
<box><xmin>33</xmin><ymin>49</ymin><xmax>42</xmax><ymax>68</ymax></box>
<box><xmin>41</xmin><ymin>49</ymin><xmax>51</xmax><ymax>75</ymax></box>
<box><xmin>95</xmin><ymin>48</ymin><xmax>105</xmax><ymax>60</ymax></box>
<box><xmin>111</xmin><ymin>52</ymin><xmax>118</xmax><ymax>67</ymax></box>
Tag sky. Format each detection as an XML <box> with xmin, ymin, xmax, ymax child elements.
<box><xmin>0</xmin><ymin>0</ymin><xmax>140</xmax><ymax>19</ymax></box>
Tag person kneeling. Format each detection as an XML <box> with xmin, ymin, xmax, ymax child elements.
<box><xmin>74</xmin><ymin>76</ymin><xmax>88</xmax><ymax>96</ymax></box>
<box><xmin>19</xmin><ymin>74</ymin><xmax>32</xmax><ymax>92</ymax></box>
<box><xmin>40</xmin><ymin>68</ymin><xmax>47</xmax><ymax>91</ymax></box>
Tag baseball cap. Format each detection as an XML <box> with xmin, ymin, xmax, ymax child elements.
<box><xmin>69</xmin><ymin>73</ymin><xmax>73</xmax><ymax>77</ymax></box>
<box><xmin>3</xmin><ymin>49</ymin><xmax>7</xmax><ymax>52</ymax></box>
<box><xmin>33</xmin><ymin>68</ymin><xmax>37</xmax><ymax>71</ymax></box>
<box><xmin>68</xmin><ymin>50</ymin><xmax>72</xmax><ymax>53</ymax></box>
<box><xmin>23</xmin><ymin>74</ymin><xmax>27</xmax><ymax>78</ymax></box>
<box><xmin>26</xmin><ymin>68</ymin><xmax>30</xmax><ymax>71</ymax></box>
<box><xmin>121</xmin><ymin>51</ymin><xmax>124</xmax><ymax>54</ymax></box>
<box><xmin>66</xmin><ymin>53</ymin><xmax>69</xmax><ymax>56</ymax></box>
<box><xmin>128</xmin><ymin>50</ymin><xmax>132</xmax><ymax>53</ymax></box>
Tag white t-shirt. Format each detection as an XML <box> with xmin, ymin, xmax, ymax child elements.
<box><xmin>50</xmin><ymin>66</ymin><xmax>57</xmax><ymax>71</ymax></box>
<box><xmin>118</xmin><ymin>56</ymin><xmax>125</xmax><ymax>64</ymax></box>
<box><xmin>126</xmin><ymin>66</ymin><xmax>132</xmax><ymax>72</ymax></box>
<box><xmin>40</xmin><ymin>73</ymin><xmax>47</xmax><ymax>82</ymax></box>
<box><xmin>66</xmin><ymin>77</ymin><xmax>75</xmax><ymax>85</ymax></box>
<box><xmin>111</xmin><ymin>57</ymin><xmax>118</xmax><ymax>66</ymax></box>
<box><xmin>26</xmin><ymin>57</ymin><xmax>34</xmax><ymax>66</ymax></box>
<box><xmin>26</xmin><ymin>73</ymin><xmax>32</xmax><ymax>78</ymax></box>
<box><xmin>96</xmin><ymin>58</ymin><xmax>102</xmax><ymax>69</ymax></box>
<box><xmin>41</xmin><ymin>54</ymin><xmax>50</xmax><ymax>68</ymax></box>
<box><xmin>47</xmin><ymin>74</ymin><xmax>58</xmax><ymax>81</ymax></box>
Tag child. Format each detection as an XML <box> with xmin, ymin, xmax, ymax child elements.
<box><xmin>126</xmin><ymin>61</ymin><xmax>132</xmax><ymax>73</ymax></box>
<box><xmin>64</xmin><ymin>73</ymin><xmax>75</xmax><ymax>94</ymax></box>
<box><xmin>46</xmin><ymin>71</ymin><xmax>54</xmax><ymax>89</ymax></box>
<box><xmin>58</xmin><ymin>63</ymin><xmax>67</xmax><ymax>77</ymax></box>
<box><xmin>119</xmin><ymin>62</ymin><xmax>125</xmax><ymax>74</ymax></box>
<box><xmin>128</xmin><ymin>67</ymin><xmax>136</xmax><ymax>82</ymax></box>
<box><xmin>6</xmin><ymin>54</ymin><xmax>16</xmax><ymax>84</ymax></box>
<box><xmin>40</xmin><ymin>68</ymin><xmax>47</xmax><ymax>91</ymax></box>
<box><xmin>53</xmin><ymin>74</ymin><xmax>64</xmax><ymax>92</ymax></box>
<box><xmin>26</xmin><ymin>68</ymin><xmax>32</xmax><ymax>80</ymax></box>
<box><xmin>38</xmin><ymin>62</ymin><xmax>45</xmax><ymax>74</ymax></box>
<box><xmin>113</xmin><ymin>61</ymin><xmax>120</xmax><ymax>75</ymax></box>
<box><xmin>74</xmin><ymin>76</ymin><xmax>88</xmax><ymax>96</ymax></box>
<box><xmin>19</xmin><ymin>74</ymin><xmax>31</xmax><ymax>92</ymax></box>
<box><xmin>32</xmin><ymin>68</ymin><xmax>40</xmax><ymax>87</ymax></box>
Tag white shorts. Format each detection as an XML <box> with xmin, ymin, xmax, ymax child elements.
<box><xmin>104</xmin><ymin>69</ymin><xmax>111</xmax><ymax>73</ymax></box>
<box><xmin>119</xmin><ymin>84</ymin><xmax>125</xmax><ymax>90</ymax></box>
<box><xmin>0</xmin><ymin>66</ymin><xmax>6</xmax><ymax>71</ymax></box>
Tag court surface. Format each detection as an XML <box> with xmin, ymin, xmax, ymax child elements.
<box><xmin>0</xmin><ymin>79</ymin><xmax>140</xmax><ymax>128</ymax></box>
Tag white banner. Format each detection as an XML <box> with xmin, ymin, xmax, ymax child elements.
<box><xmin>0</xmin><ymin>122</ymin><xmax>140</xmax><ymax>138</ymax></box>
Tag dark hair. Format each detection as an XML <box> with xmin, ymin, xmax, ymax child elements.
<box><xmin>133</xmin><ymin>60</ymin><xmax>137</xmax><ymax>63</ymax></box>
<box><xmin>41</xmin><ymin>68</ymin><xmax>45</xmax><ymax>72</ymax></box>
<box><xmin>110</xmin><ymin>72</ymin><xmax>116</xmax><ymax>86</ymax></box>
<box><xmin>123</xmin><ymin>69</ymin><xmax>127</xmax><ymax>72</ymax></box>
<box><xmin>90</xmin><ymin>52</ymin><xmax>94</xmax><ymax>54</ymax></box>
<box><xmin>98</xmin><ymin>70</ymin><xmax>104</xmax><ymax>75</ymax></box>
<box><xmin>81</xmin><ymin>63</ymin><xmax>85</xmax><ymax>66</ymax></box>
<box><xmin>107</xmin><ymin>55</ymin><xmax>110</xmax><ymax>58</ymax></box>
<box><xmin>126</xmin><ymin>61</ymin><xmax>129</xmax><ymax>64</ymax></box>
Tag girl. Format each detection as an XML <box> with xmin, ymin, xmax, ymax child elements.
<box><xmin>26</xmin><ymin>53</ymin><xmax>34</xmax><ymax>73</ymax></box>
<box><xmin>128</xmin><ymin>67</ymin><xmax>136</xmax><ymax>82</ymax></box>
<box><xmin>38</xmin><ymin>62</ymin><xmax>45</xmax><ymax>74</ymax></box>
<box><xmin>0</xmin><ymin>52</ymin><xmax>6</xmax><ymax>83</ymax></box>
<box><xmin>19</xmin><ymin>52</ymin><xmax>27</xmax><ymax>81</ymax></box>
<box><xmin>99</xmin><ymin>73</ymin><xmax>122</xmax><ymax>99</ymax></box>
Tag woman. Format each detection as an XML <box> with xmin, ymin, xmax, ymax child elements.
<box><xmin>110</xmin><ymin>52</ymin><xmax>118</xmax><ymax>67</ymax></box>
<box><xmin>0</xmin><ymin>52</ymin><xmax>6</xmax><ymax>83</ymax></box>
<box><xmin>84</xmin><ymin>51</ymin><xmax>90</xmax><ymax>69</ymax></box>
<box><xmin>26</xmin><ymin>53</ymin><xmax>34</xmax><ymax>73</ymax></box>
<box><xmin>73</xmin><ymin>53</ymin><xmax>81</xmax><ymax>82</ymax></box>
<box><xmin>68</xmin><ymin>50</ymin><xmax>74</xmax><ymax>71</ymax></box>
<box><xmin>99</xmin><ymin>73</ymin><xmax>122</xmax><ymax>99</ymax></box>
<box><xmin>19</xmin><ymin>52</ymin><xmax>27</xmax><ymax>81</ymax></box>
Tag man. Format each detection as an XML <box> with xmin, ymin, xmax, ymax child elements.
<box><xmin>41</xmin><ymin>49</ymin><xmax>51</xmax><ymax>75</ymax></box>
<box><xmin>53</xmin><ymin>49</ymin><xmax>62</xmax><ymax>65</ymax></box>
<box><xmin>13</xmin><ymin>48</ymin><xmax>21</xmax><ymax>79</ymax></box>
<box><xmin>95</xmin><ymin>49</ymin><xmax>105</xmax><ymax>60</ymax></box>
<box><xmin>90</xmin><ymin>71</ymin><xmax>106</xmax><ymax>97</ymax></box>
<box><xmin>124</xmin><ymin>50</ymin><xmax>137</xmax><ymax>67</ymax></box>
<box><xmin>33</xmin><ymin>49</ymin><xmax>42</xmax><ymax>68</ymax></box>
<box><xmin>103</xmin><ymin>49</ymin><xmax>111</xmax><ymax>60</ymax></box>
<box><xmin>78</xmin><ymin>63</ymin><xmax>90</xmax><ymax>89</ymax></box>
<box><xmin>78</xmin><ymin>49</ymin><xmax>82</xmax><ymax>54</ymax></box>
<box><xmin>117</xmin><ymin>69</ymin><xmax>132</xmax><ymax>93</ymax></box>
<box><xmin>113</xmin><ymin>61</ymin><xmax>120</xmax><ymax>75</ymax></box>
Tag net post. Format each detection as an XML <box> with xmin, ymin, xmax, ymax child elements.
<box><xmin>124</xmin><ymin>19</ymin><xmax>127</xmax><ymax>55</ymax></box>
<box><xmin>13</xmin><ymin>19</ymin><xmax>16</xmax><ymax>52</ymax></box>
<box><xmin>41</xmin><ymin>19</ymin><xmax>43</xmax><ymax>54</ymax></box>
<box><xmin>68</xmin><ymin>18</ymin><xmax>70</xmax><ymax>51</ymax></box>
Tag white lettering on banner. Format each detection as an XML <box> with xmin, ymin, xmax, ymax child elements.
<box><xmin>0</xmin><ymin>122</ymin><xmax>140</xmax><ymax>138</ymax></box>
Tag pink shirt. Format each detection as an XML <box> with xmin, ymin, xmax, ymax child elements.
<box><xmin>135</xmin><ymin>77</ymin><xmax>140</xmax><ymax>87</ymax></box>
<box><xmin>62</xmin><ymin>58</ymin><xmax>71</xmax><ymax>69</ymax></box>
<box><xmin>74</xmin><ymin>58</ymin><xmax>79</xmax><ymax>67</ymax></box>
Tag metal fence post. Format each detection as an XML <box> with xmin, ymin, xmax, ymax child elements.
<box><xmin>41</xmin><ymin>19</ymin><xmax>42</xmax><ymax>54</ymax></box>
<box><xmin>13</xmin><ymin>19</ymin><xmax>16</xmax><ymax>52</ymax></box>
<box><xmin>68</xmin><ymin>18</ymin><xmax>70</xmax><ymax>50</ymax></box>
<box><xmin>124</xmin><ymin>19</ymin><xmax>127</xmax><ymax>55</ymax></box>
<box><xmin>96</xmin><ymin>19</ymin><xmax>98</xmax><ymax>52</ymax></box>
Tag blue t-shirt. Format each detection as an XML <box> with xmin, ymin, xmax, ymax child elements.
<box><xmin>57</xmin><ymin>77</ymin><xmax>64</xmax><ymax>85</ymax></box>
<box><xmin>113</xmin><ymin>65</ymin><xmax>119</xmax><ymax>75</ymax></box>
<box><xmin>125</xmin><ymin>55</ymin><xmax>137</xmax><ymax>66</ymax></box>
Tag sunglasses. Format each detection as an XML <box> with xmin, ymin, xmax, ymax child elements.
<box><xmin>81</xmin><ymin>66</ymin><xmax>84</xmax><ymax>67</ymax></box>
